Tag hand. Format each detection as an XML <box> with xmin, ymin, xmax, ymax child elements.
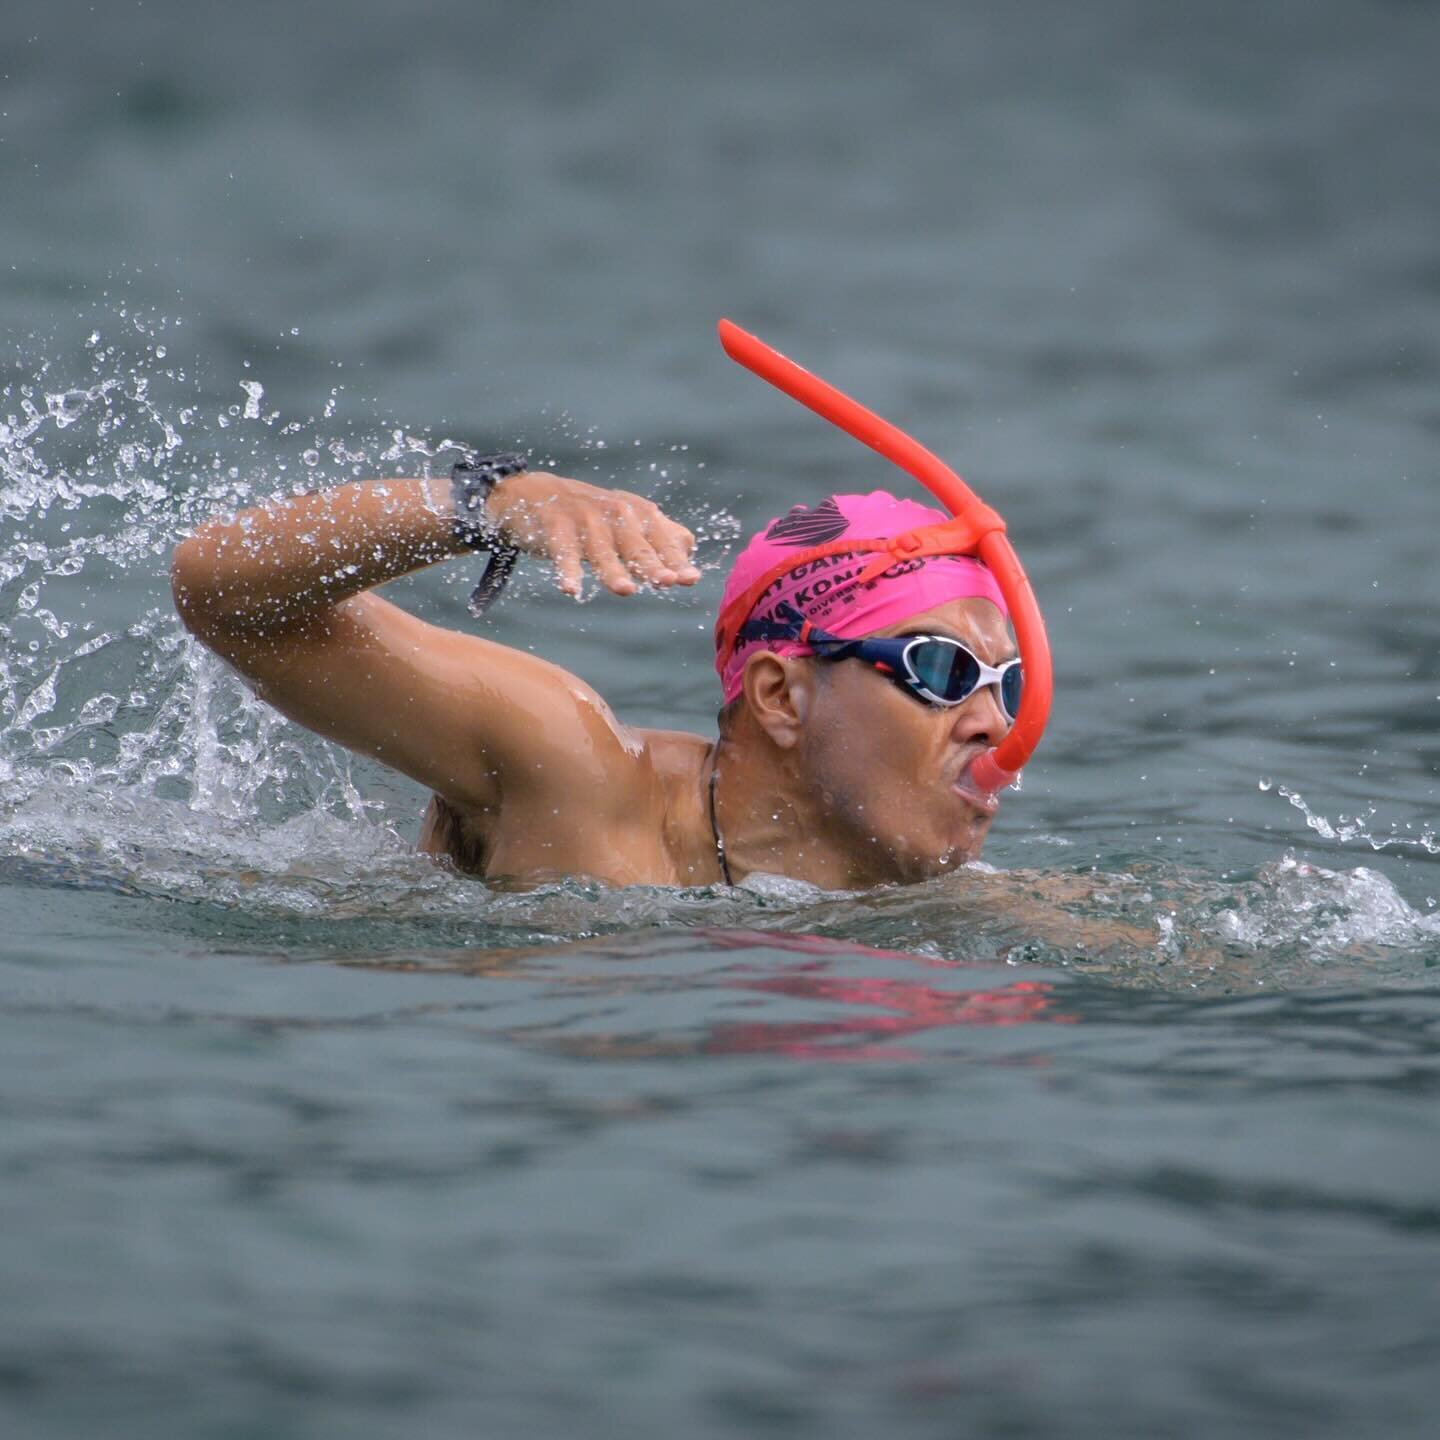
<box><xmin>487</xmin><ymin>471</ymin><xmax>701</xmax><ymax>598</ymax></box>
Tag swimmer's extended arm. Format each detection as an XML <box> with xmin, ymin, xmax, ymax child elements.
<box><xmin>172</xmin><ymin>471</ymin><xmax>698</xmax><ymax>624</ymax></box>
<box><xmin>170</xmin><ymin>472</ymin><xmax>699</xmax><ymax>814</ymax></box>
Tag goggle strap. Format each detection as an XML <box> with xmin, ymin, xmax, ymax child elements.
<box><xmin>737</xmin><ymin>600</ymin><xmax>812</xmax><ymax>645</ymax></box>
<box><xmin>737</xmin><ymin>616</ymin><xmax>798</xmax><ymax>643</ymax></box>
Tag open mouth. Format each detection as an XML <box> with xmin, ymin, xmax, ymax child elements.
<box><xmin>952</xmin><ymin>759</ymin><xmax>1002</xmax><ymax>816</ymax></box>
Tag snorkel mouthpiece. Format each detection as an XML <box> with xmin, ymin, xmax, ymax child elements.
<box><xmin>717</xmin><ymin>318</ymin><xmax>1052</xmax><ymax>790</ymax></box>
<box><xmin>962</xmin><ymin>748</ymin><xmax>1018</xmax><ymax>806</ymax></box>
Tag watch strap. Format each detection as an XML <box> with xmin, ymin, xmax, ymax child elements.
<box><xmin>450</xmin><ymin>453</ymin><xmax>529</xmax><ymax>550</ymax></box>
<box><xmin>449</xmin><ymin>454</ymin><xmax>528</xmax><ymax>617</ymax></box>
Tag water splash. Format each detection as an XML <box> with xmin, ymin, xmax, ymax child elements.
<box><xmin>0</xmin><ymin>329</ymin><xmax>455</xmax><ymax>841</ymax></box>
<box><xmin>1213</xmin><ymin>853</ymin><xmax>1438</xmax><ymax>954</ymax></box>
<box><xmin>1</xmin><ymin>315</ymin><xmax>738</xmax><ymax>908</ymax></box>
<box><xmin>1272</xmin><ymin>783</ymin><xmax>1440</xmax><ymax>856</ymax></box>
<box><xmin>2</xmin><ymin>323</ymin><xmax>415</xmax><ymax>839</ymax></box>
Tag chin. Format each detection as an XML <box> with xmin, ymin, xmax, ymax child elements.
<box><xmin>948</xmin><ymin>811</ymin><xmax>996</xmax><ymax>865</ymax></box>
<box><xmin>886</xmin><ymin>819</ymin><xmax>991</xmax><ymax>883</ymax></box>
<box><xmin>939</xmin><ymin>831</ymin><xmax>989</xmax><ymax>871</ymax></box>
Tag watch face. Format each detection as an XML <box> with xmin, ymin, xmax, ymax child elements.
<box><xmin>458</xmin><ymin>453</ymin><xmax>528</xmax><ymax>478</ymax></box>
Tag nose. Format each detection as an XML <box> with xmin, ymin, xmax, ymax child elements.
<box><xmin>950</xmin><ymin>682</ymin><xmax>1012</xmax><ymax>749</ymax></box>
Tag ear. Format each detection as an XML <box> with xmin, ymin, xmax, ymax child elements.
<box><xmin>739</xmin><ymin>652</ymin><xmax>816</xmax><ymax>750</ymax></box>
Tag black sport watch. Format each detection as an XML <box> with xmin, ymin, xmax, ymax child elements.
<box><xmin>450</xmin><ymin>453</ymin><xmax>528</xmax><ymax>615</ymax></box>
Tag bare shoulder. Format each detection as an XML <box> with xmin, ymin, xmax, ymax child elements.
<box><xmin>427</xmin><ymin>722</ymin><xmax>712</xmax><ymax>884</ymax></box>
<box><xmin>513</xmin><ymin>720</ymin><xmax>711</xmax><ymax>835</ymax></box>
<box><xmin>631</xmin><ymin>726</ymin><xmax>717</xmax><ymax>876</ymax></box>
<box><xmin>635</xmin><ymin>726</ymin><xmax>714</xmax><ymax>780</ymax></box>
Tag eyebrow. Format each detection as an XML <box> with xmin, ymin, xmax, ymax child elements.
<box><xmin>892</xmin><ymin>627</ymin><xmax>1019</xmax><ymax>664</ymax></box>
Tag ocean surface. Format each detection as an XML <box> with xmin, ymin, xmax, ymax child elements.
<box><xmin>3</xmin><ymin>1</ymin><xmax>1439</xmax><ymax>1436</ymax></box>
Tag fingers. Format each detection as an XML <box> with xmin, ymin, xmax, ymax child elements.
<box><xmin>582</xmin><ymin>514</ymin><xmax>638</xmax><ymax>596</ymax></box>
<box><xmin>614</xmin><ymin>504</ymin><xmax>701</xmax><ymax>590</ymax></box>
<box><xmin>614</xmin><ymin>520</ymin><xmax>676</xmax><ymax>587</ymax></box>
<box><xmin>647</xmin><ymin>512</ymin><xmax>700</xmax><ymax>584</ymax></box>
<box><xmin>523</xmin><ymin>477</ymin><xmax>701</xmax><ymax>598</ymax></box>
<box><xmin>548</xmin><ymin>513</ymin><xmax>584</xmax><ymax>597</ymax></box>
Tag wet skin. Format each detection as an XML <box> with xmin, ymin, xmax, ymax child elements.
<box><xmin>790</xmin><ymin>597</ymin><xmax>1016</xmax><ymax>884</ymax></box>
<box><xmin>418</xmin><ymin>596</ymin><xmax>1018</xmax><ymax>889</ymax></box>
<box><xmin>171</xmin><ymin>471</ymin><xmax>1014</xmax><ymax>889</ymax></box>
<box><xmin>699</xmin><ymin>595</ymin><xmax>1016</xmax><ymax>891</ymax></box>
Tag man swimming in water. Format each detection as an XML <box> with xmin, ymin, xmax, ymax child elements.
<box><xmin>170</xmin><ymin>468</ymin><xmax>1020</xmax><ymax>888</ymax></box>
<box><xmin>172</xmin><ymin>321</ymin><xmax>1046</xmax><ymax>889</ymax></box>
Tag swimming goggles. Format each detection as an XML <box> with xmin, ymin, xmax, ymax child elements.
<box><xmin>741</xmin><ymin>603</ymin><xmax>1023</xmax><ymax>719</ymax></box>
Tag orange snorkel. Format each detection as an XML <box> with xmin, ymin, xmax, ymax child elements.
<box><xmin>718</xmin><ymin>318</ymin><xmax>1052</xmax><ymax>795</ymax></box>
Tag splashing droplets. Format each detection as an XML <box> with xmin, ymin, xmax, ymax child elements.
<box><xmin>46</xmin><ymin>389</ymin><xmax>90</xmax><ymax>428</ymax></box>
<box><xmin>239</xmin><ymin>380</ymin><xmax>264</xmax><ymax>420</ymax></box>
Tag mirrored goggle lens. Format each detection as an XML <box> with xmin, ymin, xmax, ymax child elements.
<box><xmin>907</xmin><ymin>640</ymin><xmax>982</xmax><ymax>703</ymax></box>
<box><xmin>907</xmin><ymin>640</ymin><xmax>1023</xmax><ymax>721</ymax></box>
<box><xmin>1000</xmin><ymin>660</ymin><xmax>1023</xmax><ymax>722</ymax></box>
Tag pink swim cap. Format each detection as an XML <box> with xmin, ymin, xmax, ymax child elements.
<box><xmin>714</xmin><ymin>490</ymin><xmax>1008</xmax><ymax>703</ymax></box>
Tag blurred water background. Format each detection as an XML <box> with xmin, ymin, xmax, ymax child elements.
<box><xmin>3</xmin><ymin>1</ymin><xmax>1439</xmax><ymax>1436</ymax></box>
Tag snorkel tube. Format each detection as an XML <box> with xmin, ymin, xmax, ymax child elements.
<box><xmin>718</xmin><ymin>318</ymin><xmax>1052</xmax><ymax>797</ymax></box>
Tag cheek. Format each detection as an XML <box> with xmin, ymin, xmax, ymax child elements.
<box><xmin>811</xmin><ymin>701</ymin><xmax>940</xmax><ymax>807</ymax></box>
<box><xmin>806</xmin><ymin>670</ymin><xmax>954</xmax><ymax>794</ymax></box>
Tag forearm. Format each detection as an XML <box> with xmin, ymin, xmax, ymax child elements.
<box><xmin>171</xmin><ymin>477</ymin><xmax>461</xmax><ymax>635</ymax></box>
<box><xmin>172</xmin><ymin>465</ymin><xmax>701</xmax><ymax>642</ymax></box>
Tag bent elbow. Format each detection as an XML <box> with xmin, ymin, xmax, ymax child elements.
<box><xmin>170</xmin><ymin>540</ymin><xmax>200</xmax><ymax>624</ymax></box>
<box><xmin>170</xmin><ymin>533</ymin><xmax>231</xmax><ymax>640</ymax></box>
<box><xmin>170</xmin><ymin>539</ymin><xmax>204</xmax><ymax>629</ymax></box>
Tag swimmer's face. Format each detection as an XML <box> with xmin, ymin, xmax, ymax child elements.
<box><xmin>797</xmin><ymin>597</ymin><xmax>1016</xmax><ymax>883</ymax></box>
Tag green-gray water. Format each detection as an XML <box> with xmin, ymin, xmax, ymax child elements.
<box><xmin>3</xmin><ymin>1</ymin><xmax>1438</xmax><ymax>1436</ymax></box>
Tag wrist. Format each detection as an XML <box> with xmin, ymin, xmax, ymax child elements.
<box><xmin>450</xmin><ymin>453</ymin><xmax>530</xmax><ymax>551</ymax></box>
<box><xmin>448</xmin><ymin>454</ymin><xmax>529</xmax><ymax>618</ymax></box>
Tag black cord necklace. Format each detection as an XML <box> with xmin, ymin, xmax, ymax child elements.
<box><xmin>707</xmin><ymin>754</ymin><xmax>734</xmax><ymax>887</ymax></box>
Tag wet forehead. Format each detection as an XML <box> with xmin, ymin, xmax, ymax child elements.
<box><xmin>869</xmin><ymin>598</ymin><xmax>1016</xmax><ymax>663</ymax></box>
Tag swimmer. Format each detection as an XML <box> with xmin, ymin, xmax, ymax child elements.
<box><xmin>170</xmin><ymin>323</ymin><xmax>1050</xmax><ymax>888</ymax></box>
